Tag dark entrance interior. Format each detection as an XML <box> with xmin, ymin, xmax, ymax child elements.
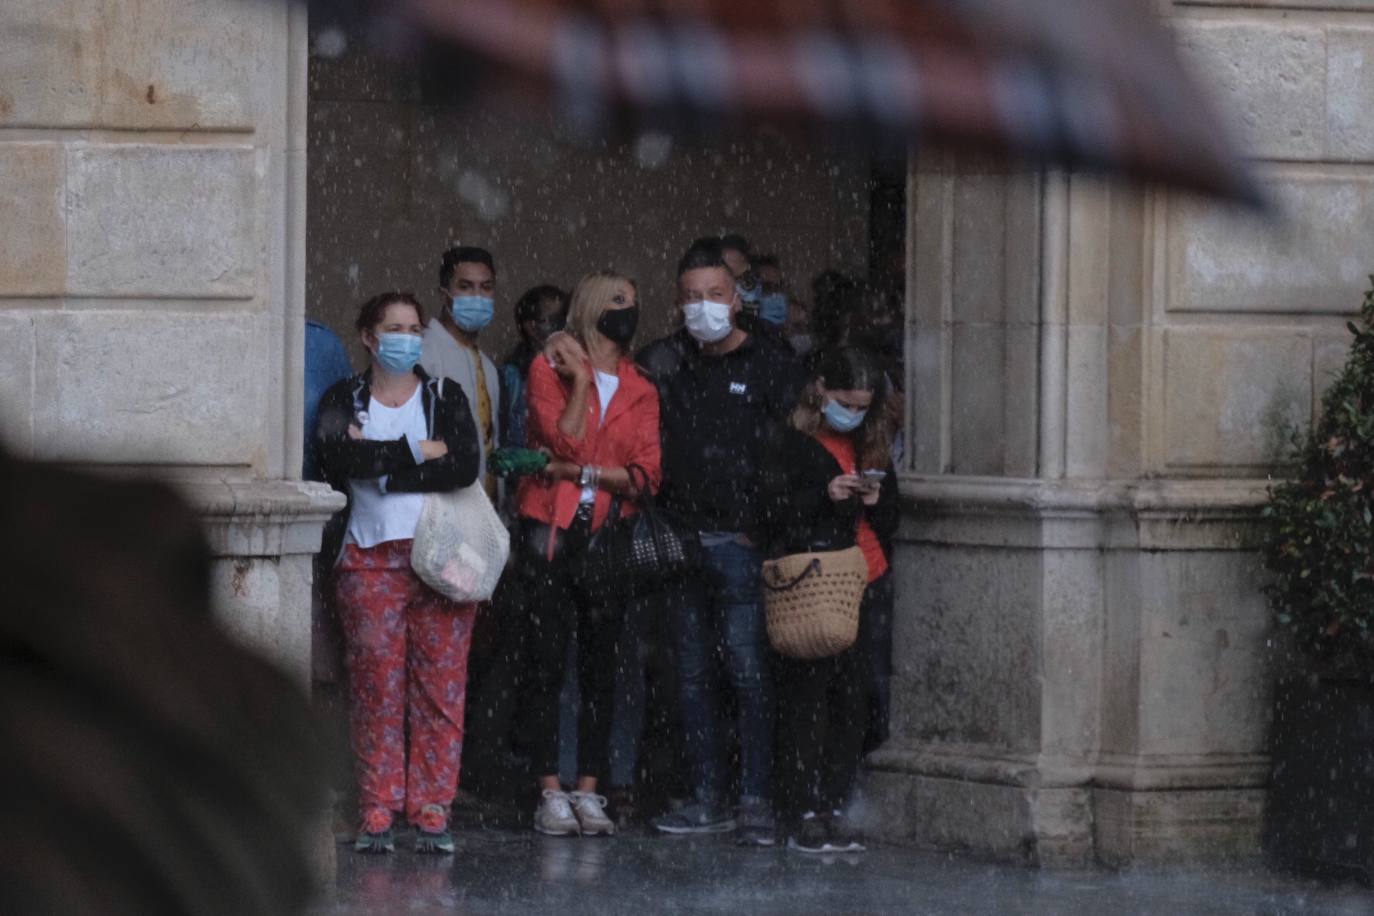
<box><xmin>303</xmin><ymin>20</ymin><xmax>909</xmax><ymax>821</ymax></box>
<box><xmin>305</xmin><ymin>28</ymin><xmax>906</xmax><ymax>367</ymax></box>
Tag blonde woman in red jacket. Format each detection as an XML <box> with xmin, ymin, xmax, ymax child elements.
<box><xmin>515</xmin><ymin>270</ymin><xmax>662</xmax><ymax>837</ymax></box>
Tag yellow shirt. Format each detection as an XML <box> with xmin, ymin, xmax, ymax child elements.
<box><xmin>457</xmin><ymin>336</ymin><xmax>497</xmax><ymax>501</ymax></box>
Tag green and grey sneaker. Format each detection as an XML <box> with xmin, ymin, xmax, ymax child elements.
<box><xmin>652</xmin><ymin>798</ymin><xmax>735</xmax><ymax>834</ymax></box>
<box><xmin>353</xmin><ymin>808</ymin><xmax>396</xmax><ymax>854</ymax></box>
<box><xmin>413</xmin><ymin>803</ymin><xmax>455</xmax><ymax>854</ymax></box>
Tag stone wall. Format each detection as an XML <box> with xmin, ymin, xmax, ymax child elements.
<box><xmin>0</xmin><ymin>0</ymin><xmax>340</xmax><ymax>882</ymax></box>
<box><xmin>0</xmin><ymin>0</ymin><xmax>341</xmax><ymax>678</ymax></box>
<box><xmin>1166</xmin><ymin>2</ymin><xmax>1374</xmax><ymax>473</ymax></box>
<box><xmin>306</xmin><ymin>33</ymin><xmax>875</xmax><ymax>362</ymax></box>
<box><xmin>869</xmin><ymin>0</ymin><xmax>1374</xmax><ymax>866</ymax></box>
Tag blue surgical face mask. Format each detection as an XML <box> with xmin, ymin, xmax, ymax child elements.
<box><xmin>450</xmin><ymin>295</ymin><xmax>495</xmax><ymax>332</ymax></box>
<box><xmin>823</xmin><ymin>397</ymin><xmax>868</xmax><ymax>434</ymax></box>
<box><xmin>375</xmin><ymin>332</ymin><xmax>422</xmax><ymax>374</ymax></box>
<box><xmin>737</xmin><ymin>282</ymin><xmax>762</xmax><ymax>305</ymax></box>
<box><xmin>759</xmin><ymin>292</ymin><xmax>788</xmax><ymax>326</ymax></box>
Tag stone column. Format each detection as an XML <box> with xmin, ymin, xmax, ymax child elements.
<box><xmin>863</xmin><ymin>131</ymin><xmax>1344</xmax><ymax>863</ymax></box>
<box><xmin>868</xmin><ymin>0</ymin><xmax>1374</xmax><ymax>858</ymax></box>
<box><xmin>0</xmin><ymin>0</ymin><xmax>341</xmax><ymax>876</ymax></box>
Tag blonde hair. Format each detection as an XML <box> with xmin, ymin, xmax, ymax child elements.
<box><xmin>567</xmin><ymin>270</ymin><xmax>637</xmax><ymax>350</ymax></box>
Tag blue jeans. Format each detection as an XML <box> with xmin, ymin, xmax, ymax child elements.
<box><xmin>670</xmin><ymin>537</ymin><xmax>772</xmax><ymax>802</ymax></box>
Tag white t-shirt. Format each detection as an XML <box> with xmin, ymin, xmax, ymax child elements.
<box><xmin>346</xmin><ymin>385</ymin><xmax>428</xmax><ymax>548</ymax></box>
<box><xmin>579</xmin><ymin>370</ymin><xmax>621</xmax><ymax>504</ymax></box>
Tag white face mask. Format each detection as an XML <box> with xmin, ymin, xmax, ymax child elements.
<box><xmin>682</xmin><ymin>299</ymin><xmax>734</xmax><ymax>344</ymax></box>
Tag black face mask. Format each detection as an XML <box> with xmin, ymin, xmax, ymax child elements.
<box><xmin>596</xmin><ymin>305</ymin><xmax>640</xmax><ymax>346</ymax></box>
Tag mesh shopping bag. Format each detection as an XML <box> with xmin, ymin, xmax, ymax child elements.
<box><xmin>411</xmin><ymin>482</ymin><xmax>510</xmax><ymax>603</ymax></box>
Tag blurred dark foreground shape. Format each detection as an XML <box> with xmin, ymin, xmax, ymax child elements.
<box><xmin>0</xmin><ymin>447</ymin><xmax>324</xmax><ymax>915</ymax></box>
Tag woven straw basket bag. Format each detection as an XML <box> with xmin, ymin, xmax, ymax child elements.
<box><xmin>762</xmin><ymin>545</ymin><xmax>868</xmax><ymax>659</ymax></box>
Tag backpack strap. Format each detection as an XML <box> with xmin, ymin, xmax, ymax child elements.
<box><xmin>426</xmin><ymin>376</ymin><xmax>444</xmax><ymax>439</ymax></box>
<box><xmin>350</xmin><ymin>374</ymin><xmax>368</xmax><ymax>421</ymax></box>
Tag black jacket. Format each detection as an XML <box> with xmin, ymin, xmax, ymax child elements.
<box><xmin>757</xmin><ymin>423</ymin><xmax>899</xmax><ymax>558</ymax></box>
<box><xmin>316</xmin><ymin>367</ymin><xmax>482</xmax><ymax>556</ymax></box>
<box><xmin>637</xmin><ymin>329</ymin><xmax>807</xmax><ymax>535</ymax></box>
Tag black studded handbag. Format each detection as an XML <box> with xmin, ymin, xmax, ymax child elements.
<box><xmin>580</xmin><ymin>464</ymin><xmax>701</xmax><ymax>596</ymax></box>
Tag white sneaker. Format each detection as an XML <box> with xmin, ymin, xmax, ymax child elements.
<box><xmin>534</xmin><ymin>789</ymin><xmax>580</xmax><ymax>836</ymax></box>
<box><xmin>570</xmin><ymin>791</ymin><xmax>615</xmax><ymax>836</ymax></box>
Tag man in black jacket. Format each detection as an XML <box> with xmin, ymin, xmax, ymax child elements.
<box><xmin>639</xmin><ymin>238</ymin><xmax>806</xmax><ymax>846</ymax></box>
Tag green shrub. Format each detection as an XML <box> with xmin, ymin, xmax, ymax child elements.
<box><xmin>1262</xmin><ymin>279</ymin><xmax>1374</xmax><ymax>674</ymax></box>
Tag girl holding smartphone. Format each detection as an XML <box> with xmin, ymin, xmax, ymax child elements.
<box><xmin>759</xmin><ymin>346</ymin><xmax>898</xmax><ymax>853</ymax></box>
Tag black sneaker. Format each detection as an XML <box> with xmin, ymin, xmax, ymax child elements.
<box><xmin>825</xmin><ymin>809</ymin><xmax>866</xmax><ymax>852</ymax></box>
<box><xmin>786</xmin><ymin>813</ymin><xmax>829</xmax><ymax>854</ymax></box>
<box><xmin>413</xmin><ymin>803</ymin><xmax>455</xmax><ymax>854</ymax></box>
<box><xmin>735</xmin><ymin>795</ymin><xmax>776</xmax><ymax>847</ymax></box>
<box><xmin>607</xmin><ymin>786</ymin><xmax>637</xmax><ymax>831</ymax></box>
<box><xmin>652</xmin><ymin>799</ymin><xmax>735</xmax><ymax>834</ymax></box>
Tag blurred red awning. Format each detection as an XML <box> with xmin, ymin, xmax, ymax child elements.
<box><xmin>324</xmin><ymin>0</ymin><xmax>1260</xmax><ymax>204</ymax></box>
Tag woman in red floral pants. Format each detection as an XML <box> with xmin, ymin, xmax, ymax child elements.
<box><xmin>317</xmin><ymin>292</ymin><xmax>483</xmax><ymax>854</ymax></box>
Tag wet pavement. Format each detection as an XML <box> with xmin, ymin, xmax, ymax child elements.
<box><xmin>314</xmin><ymin>828</ymin><xmax>1374</xmax><ymax>915</ymax></box>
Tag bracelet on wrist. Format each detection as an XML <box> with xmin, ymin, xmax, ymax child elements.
<box><xmin>577</xmin><ymin>464</ymin><xmax>605</xmax><ymax>489</ymax></box>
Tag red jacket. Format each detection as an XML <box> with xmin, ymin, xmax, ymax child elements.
<box><xmin>517</xmin><ymin>354</ymin><xmax>662</xmax><ymax>535</ymax></box>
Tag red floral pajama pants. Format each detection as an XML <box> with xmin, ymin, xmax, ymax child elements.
<box><xmin>334</xmin><ymin>539</ymin><xmax>477</xmax><ymax>822</ymax></box>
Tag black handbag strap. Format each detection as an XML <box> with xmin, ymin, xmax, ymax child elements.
<box><xmin>625</xmin><ymin>463</ymin><xmax>655</xmax><ymax>508</ymax></box>
<box><xmin>595</xmin><ymin>463</ymin><xmax>650</xmax><ymax>525</ymax></box>
<box><xmin>762</xmin><ymin>557</ymin><xmax>822</xmax><ymax>592</ymax></box>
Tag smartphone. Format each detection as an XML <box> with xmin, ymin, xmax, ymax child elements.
<box><xmin>851</xmin><ymin>472</ymin><xmax>884</xmax><ymax>494</ymax></box>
